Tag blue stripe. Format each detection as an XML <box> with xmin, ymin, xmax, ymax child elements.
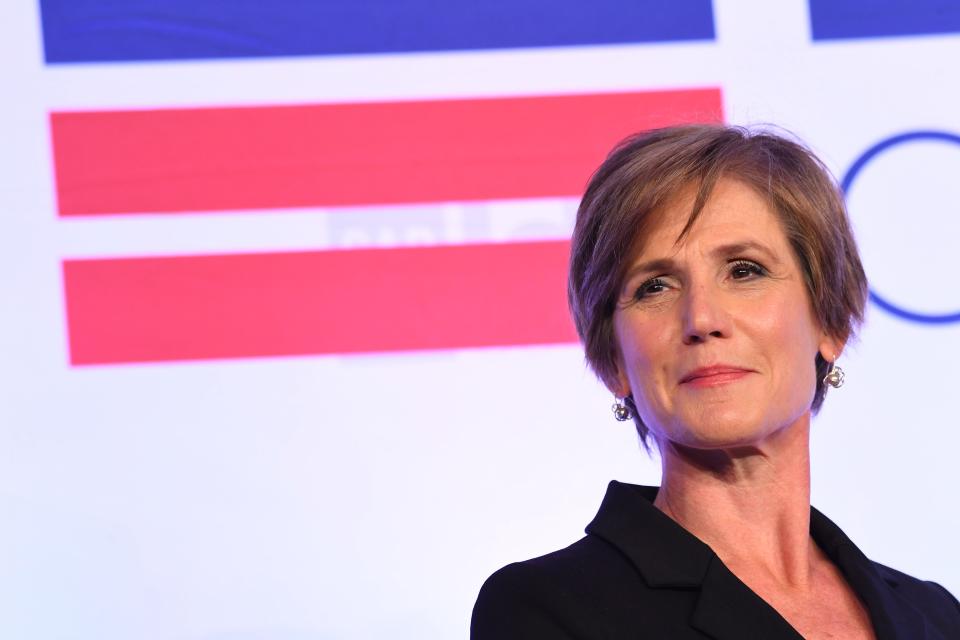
<box><xmin>810</xmin><ymin>0</ymin><xmax>960</xmax><ymax>41</ymax></box>
<box><xmin>40</xmin><ymin>0</ymin><xmax>715</xmax><ymax>64</ymax></box>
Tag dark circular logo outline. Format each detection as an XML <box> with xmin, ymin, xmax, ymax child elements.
<box><xmin>841</xmin><ymin>130</ymin><xmax>960</xmax><ymax>324</ymax></box>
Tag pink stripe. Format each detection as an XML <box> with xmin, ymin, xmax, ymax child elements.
<box><xmin>63</xmin><ymin>241</ymin><xmax>578</xmax><ymax>364</ymax></box>
<box><xmin>51</xmin><ymin>89</ymin><xmax>723</xmax><ymax>216</ymax></box>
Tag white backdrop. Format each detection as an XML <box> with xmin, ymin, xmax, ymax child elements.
<box><xmin>2</xmin><ymin>1</ymin><xmax>959</xmax><ymax>638</ymax></box>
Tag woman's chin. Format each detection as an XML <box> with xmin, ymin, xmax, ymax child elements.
<box><xmin>656</xmin><ymin>408</ymin><xmax>771</xmax><ymax>450</ymax></box>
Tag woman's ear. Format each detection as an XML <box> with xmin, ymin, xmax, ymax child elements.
<box><xmin>818</xmin><ymin>331</ymin><xmax>848</xmax><ymax>363</ymax></box>
<box><xmin>604</xmin><ymin>325</ymin><xmax>632</xmax><ymax>397</ymax></box>
<box><xmin>603</xmin><ymin>365</ymin><xmax>631</xmax><ymax>399</ymax></box>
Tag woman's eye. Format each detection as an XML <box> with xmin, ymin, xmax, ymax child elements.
<box><xmin>634</xmin><ymin>277</ymin><xmax>669</xmax><ymax>300</ymax></box>
<box><xmin>729</xmin><ymin>260</ymin><xmax>766</xmax><ymax>280</ymax></box>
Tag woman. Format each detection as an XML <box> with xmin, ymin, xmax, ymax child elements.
<box><xmin>471</xmin><ymin>125</ymin><xmax>959</xmax><ymax>639</ymax></box>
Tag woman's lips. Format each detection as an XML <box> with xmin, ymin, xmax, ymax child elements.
<box><xmin>680</xmin><ymin>366</ymin><xmax>753</xmax><ymax>388</ymax></box>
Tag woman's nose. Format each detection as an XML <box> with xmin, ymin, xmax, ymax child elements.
<box><xmin>681</xmin><ymin>283</ymin><xmax>731</xmax><ymax>345</ymax></box>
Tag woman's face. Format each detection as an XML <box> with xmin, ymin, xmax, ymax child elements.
<box><xmin>610</xmin><ymin>178</ymin><xmax>840</xmax><ymax>449</ymax></box>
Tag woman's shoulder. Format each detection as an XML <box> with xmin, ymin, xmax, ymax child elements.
<box><xmin>869</xmin><ymin>561</ymin><xmax>960</xmax><ymax>633</ymax></box>
<box><xmin>471</xmin><ymin>482</ymin><xmax>709</xmax><ymax>638</ymax></box>
<box><xmin>477</xmin><ymin>533</ymin><xmax>636</xmax><ymax>595</ymax></box>
<box><xmin>471</xmin><ymin>535</ymin><xmax>646</xmax><ymax>639</ymax></box>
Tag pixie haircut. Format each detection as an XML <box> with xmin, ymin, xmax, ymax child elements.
<box><xmin>568</xmin><ymin>124</ymin><xmax>868</xmax><ymax>447</ymax></box>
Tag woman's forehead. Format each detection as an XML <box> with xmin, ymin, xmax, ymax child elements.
<box><xmin>631</xmin><ymin>178</ymin><xmax>786</xmax><ymax>260</ymax></box>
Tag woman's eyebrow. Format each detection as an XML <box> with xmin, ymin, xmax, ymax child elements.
<box><xmin>622</xmin><ymin>257</ymin><xmax>677</xmax><ymax>283</ymax></box>
<box><xmin>711</xmin><ymin>240</ymin><xmax>781</xmax><ymax>263</ymax></box>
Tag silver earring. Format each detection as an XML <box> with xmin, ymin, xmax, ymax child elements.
<box><xmin>823</xmin><ymin>361</ymin><xmax>845</xmax><ymax>388</ymax></box>
<box><xmin>612</xmin><ymin>397</ymin><xmax>632</xmax><ymax>421</ymax></box>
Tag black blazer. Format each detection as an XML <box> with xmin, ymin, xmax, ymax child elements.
<box><xmin>472</xmin><ymin>481</ymin><xmax>960</xmax><ymax>639</ymax></box>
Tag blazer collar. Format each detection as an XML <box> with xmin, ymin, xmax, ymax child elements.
<box><xmin>810</xmin><ymin>506</ymin><xmax>931</xmax><ymax>640</ymax></box>
<box><xmin>585</xmin><ymin>481</ymin><xmax>712</xmax><ymax>587</ymax></box>
<box><xmin>585</xmin><ymin>481</ymin><xmax>931</xmax><ymax>640</ymax></box>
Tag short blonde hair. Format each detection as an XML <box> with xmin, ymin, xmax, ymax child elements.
<box><xmin>567</xmin><ymin>124</ymin><xmax>868</xmax><ymax>446</ymax></box>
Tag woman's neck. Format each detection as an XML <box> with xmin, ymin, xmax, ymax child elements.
<box><xmin>653</xmin><ymin>415</ymin><xmax>817</xmax><ymax>589</ymax></box>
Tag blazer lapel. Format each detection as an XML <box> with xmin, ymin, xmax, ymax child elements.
<box><xmin>585</xmin><ymin>482</ymin><xmax>711</xmax><ymax>589</ymax></box>
<box><xmin>691</xmin><ymin>555</ymin><xmax>804</xmax><ymax>640</ymax></box>
<box><xmin>811</xmin><ymin>507</ymin><xmax>931</xmax><ymax>640</ymax></box>
<box><xmin>586</xmin><ymin>481</ymin><xmax>803</xmax><ymax>640</ymax></box>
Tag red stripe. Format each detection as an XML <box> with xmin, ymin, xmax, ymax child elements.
<box><xmin>51</xmin><ymin>89</ymin><xmax>723</xmax><ymax>216</ymax></box>
<box><xmin>63</xmin><ymin>241</ymin><xmax>577</xmax><ymax>365</ymax></box>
